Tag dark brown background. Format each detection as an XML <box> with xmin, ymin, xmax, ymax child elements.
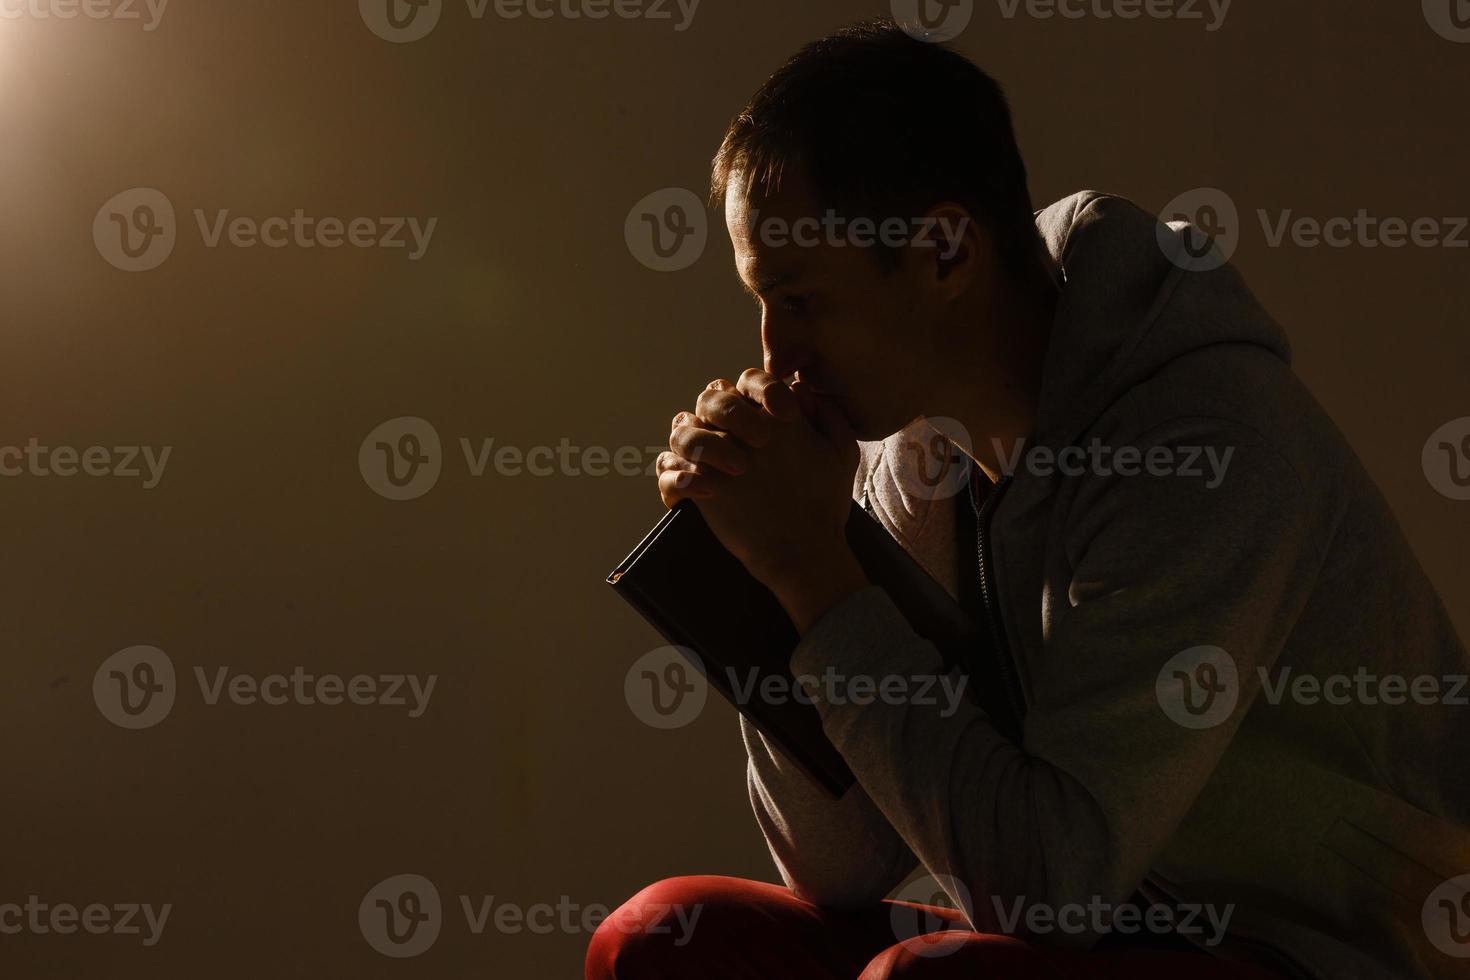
<box><xmin>1</xmin><ymin>0</ymin><xmax>1466</xmax><ymax>975</ymax></box>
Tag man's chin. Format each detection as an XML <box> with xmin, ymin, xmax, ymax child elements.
<box><xmin>841</xmin><ymin>403</ymin><xmax>907</xmax><ymax>442</ymax></box>
<box><xmin>860</xmin><ymin>411</ymin><xmax>929</xmax><ymax>443</ymax></box>
<box><xmin>817</xmin><ymin>393</ymin><xmax>866</xmax><ymax>439</ymax></box>
<box><xmin>810</xmin><ymin>392</ymin><xmax>910</xmax><ymax>442</ymax></box>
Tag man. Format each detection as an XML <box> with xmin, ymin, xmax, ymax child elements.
<box><xmin>589</xmin><ymin>18</ymin><xmax>1470</xmax><ymax>980</ymax></box>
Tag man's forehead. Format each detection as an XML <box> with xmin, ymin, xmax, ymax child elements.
<box><xmin>724</xmin><ymin>169</ymin><xmax>820</xmax><ymax>232</ymax></box>
<box><xmin>725</xmin><ymin>169</ymin><xmax>820</xmax><ymax>285</ymax></box>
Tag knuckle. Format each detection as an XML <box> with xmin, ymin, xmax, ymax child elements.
<box><xmin>672</xmin><ymin>428</ymin><xmax>717</xmax><ymax>460</ymax></box>
<box><xmin>698</xmin><ymin>392</ymin><xmax>735</xmax><ymax>425</ymax></box>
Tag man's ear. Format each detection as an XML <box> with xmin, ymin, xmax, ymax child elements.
<box><xmin>914</xmin><ymin>202</ymin><xmax>988</xmax><ymax>302</ymax></box>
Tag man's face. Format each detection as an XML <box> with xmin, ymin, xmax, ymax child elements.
<box><xmin>724</xmin><ymin>171</ymin><xmax>940</xmax><ymax>442</ymax></box>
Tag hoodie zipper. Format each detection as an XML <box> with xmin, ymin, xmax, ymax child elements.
<box><xmin>970</xmin><ymin>468</ymin><xmax>1027</xmax><ymax>731</ymax></box>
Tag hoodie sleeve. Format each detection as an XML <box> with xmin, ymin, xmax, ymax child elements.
<box><xmin>738</xmin><ymin>442</ymin><xmax>920</xmax><ymax>908</ymax></box>
<box><xmin>741</xmin><ymin>713</ymin><xmax>918</xmax><ymax>907</ymax></box>
<box><xmin>785</xmin><ymin>417</ymin><xmax>1326</xmax><ymax>948</ymax></box>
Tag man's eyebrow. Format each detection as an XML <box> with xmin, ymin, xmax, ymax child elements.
<box><xmin>740</xmin><ymin>268</ymin><xmax>802</xmax><ymax>298</ymax></box>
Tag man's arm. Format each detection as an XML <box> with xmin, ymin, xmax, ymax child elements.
<box><xmin>655</xmin><ymin>374</ymin><xmax>923</xmax><ymax>906</ymax></box>
<box><xmin>778</xmin><ymin>418</ymin><xmax>1322</xmax><ymax>947</ymax></box>
<box><xmin>741</xmin><ymin>715</ymin><xmax>918</xmax><ymax>907</ymax></box>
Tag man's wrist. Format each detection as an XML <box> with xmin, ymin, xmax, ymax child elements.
<box><xmin>757</xmin><ymin>544</ymin><xmax>870</xmax><ymax>636</ymax></box>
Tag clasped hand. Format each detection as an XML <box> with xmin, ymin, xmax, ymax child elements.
<box><xmin>655</xmin><ymin>369</ymin><xmax>863</xmax><ymax>606</ymax></box>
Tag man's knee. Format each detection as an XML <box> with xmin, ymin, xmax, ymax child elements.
<box><xmin>584</xmin><ymin>875</ymin><xmax>731</xmax><ymax>980</ymax></box>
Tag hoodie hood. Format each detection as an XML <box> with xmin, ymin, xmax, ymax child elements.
<box><xmin>857</xmin><ymin>190</ymin><xmax>1296</xmax><ymax>580</ymax></box>
<box><xmin>1032</xmin><ymin>191</ymin><xmax>1292</xmax><ymax>449</ymax></box>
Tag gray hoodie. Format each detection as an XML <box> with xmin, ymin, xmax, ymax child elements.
<box><xmin>741</xmin><ymin>191</ymin><xmax>1470</xmax><ymax>979</ymax></box>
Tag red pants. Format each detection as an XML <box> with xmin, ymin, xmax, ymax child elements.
<box><xmin>586</xmin><ymin>875</ymin><xmax>1285</xmax><ymax>979</ymax></box>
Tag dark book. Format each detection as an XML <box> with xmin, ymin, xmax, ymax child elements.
<box><xmin>607</xmin><ymin>497</ymin><xmax>1017</xmax><ymax>798</ymax></box>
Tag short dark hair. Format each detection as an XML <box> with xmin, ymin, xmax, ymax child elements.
<box><xmin>711</xmin><ymin>18</ymin><xmax>1041</xmax><ymax>277</ymax></box>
